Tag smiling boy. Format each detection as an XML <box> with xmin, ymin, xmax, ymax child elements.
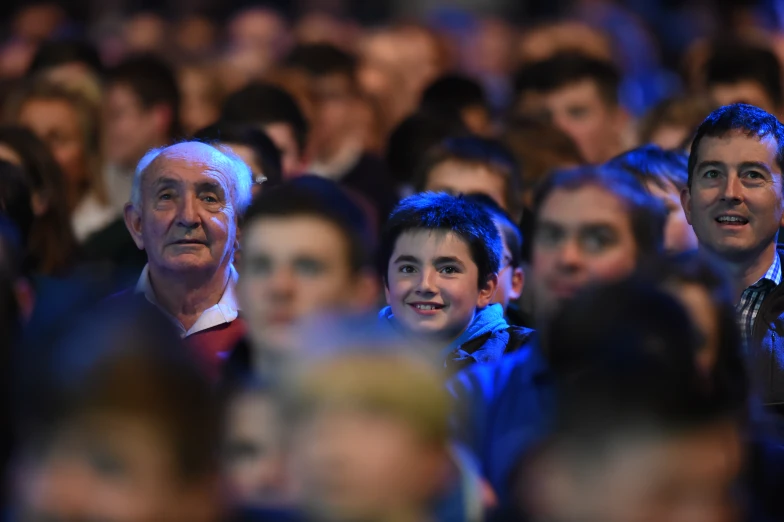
<box><xmin>379</xmin><ymin>192</ymin><xmax>534</xmax><ymax>373</ymax></box>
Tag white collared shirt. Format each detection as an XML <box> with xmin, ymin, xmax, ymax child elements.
<box><xmin>134</xmin><ymin>264</ymin><xmax>241</xmax><ymax>338</ymax></box>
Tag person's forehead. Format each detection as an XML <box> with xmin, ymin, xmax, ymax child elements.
<box><xmin>539</xmin><ymin>185</ymin><xmax>631</xmax><ymax>226</ymax></box>
<box><xmin>695</xmin><ymin>131</ymin><xmax>780</xmax><ymax>167</ymax></box>
<box><xmin>147</xmin><ymin>147</ymin><xmax>231</xmax><ymax>185</ymax></box>
<box><xmin>393</xmin><ymin>229</ymin><xmax>473</xmax><ymax>258</ymax></box>
<box><xmin>244</xmin><ymin>215</ymin><xmax>350</xmax><ymax>257</ymax></box>
<box><xmin>545</xmin><ymin>79</ymin><xmax>605</xmax><ymax>105</ymax></box>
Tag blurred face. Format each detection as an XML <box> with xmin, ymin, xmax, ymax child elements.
<box><xmin>179</xmin><ymin>69</ymin><xmax>220</xmax><ymax>136</ymax></box>
<box><xmin>125</xmin><ymin>144</ymin><xmax>238</xmax><ymax>278</ymax></box>
<box><xmin>682</xmin><ymin>133</ymin><xmax>784</xmax><ymax>264</ymax></box>
<box><xmin>517</xmin><ymin>80</ymin><xmax>624</xmax><ymax>163</ymax></box>
<box><xmin>385</xmin><ymin>230</ymin><xmax>496</xmax><ymax>342</ymax></box>
<box><xmin>710</xmin><ymin>81</ymin><xmax>777</xmax><ymax>116</ymax></box>
<box><xmin>645</xmin><ymin>179</ymin><xmax>698</xmax><ymax>254</ymax></box>
<box><xmin>21</xmin><ymin>415</ymin><xmax>214</xmax><ymax>522</ymax></box>
<box><xmin>310</xmin><ymin>74</ymin><xmax>358</xmax><ymax>156</ymax></box>
<box><xmin>424</xmin><ymin>160</ymin><xmax>508</xmax><ymax>212</ymax></box>
<box><xmin>239</xmin><ymin>216</ymin><xmax>370</xmax><ymax>349</ymax></box>
<box><xmin>491</xmin><ymin>225</ymin><xmax>524</xmax><ymax>310</ymax></box>
<box><xmin>293</xmin><ymin>408</ymin><xmax>445</xmax><ymax>522</ymax></box>
<box><xmin>263</xmin><ymin>122</ymin><xmax>302</xmax><ymax>178</ymax></box>
<box><xmin>223</xmin><ymin>392</ymin><xmax>287</xmax><ymax>506</ymax></box>
<box><xmin>18</xmin><ymin>98</ymin><xmax>88</xmax><ymax>191</ymax></box>
<box><xmin>539</xmin><ymin>422</ymin><xmax>742</xmax><ymax>522</ymax></box>
<box><xmin>105</xmin><ymin>84</ymin><xmax>162</xmax><ymax>168</ymax></box>
<box><xmin>533</xmin><ymin>186</ymin><xmax>638</xmax><ymax>321</ymax></box>
<box><xmin>650</xmin><ymin>125</ymin><xmax>692</xmax><ymax>151</ymax></box>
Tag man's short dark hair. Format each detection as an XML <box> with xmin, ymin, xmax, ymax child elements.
<box><xmin>380</xmin><ymin>192</ymin><xmax>502</xmax><ymax>290</ymax></box>
<box><xmin>607</xmin><ymin>144</ymin><xmax>689</xmax><ymax>191</ymax></box>
<box><xmin>420</xmin><ymin>74</ymin><xmax>488</xmax><ymax>118</ymax></box>
<box><xmin>107</xmin><ymin>53</ymin><xmax>181</xmax><ymax>139</ymax></box>
<box><xmin>221</xmin><ymin>82</ymin><xmax>308</xmax><ymax>155</ymax></box>
<box><xmin>533</xmin><ymin>166</ymin><xmax>666</xmax><ymax>265</ymax></box>
<box><xmin>687</xmin><ymin>103</ymin><xmax>784</xmax><ymax>188</ymax></box>
<box><xmin>464</xmin><ymin>194</ymin><xmax>523</xmax><ymax>269</ymax></box>
<box><xmin>193</xmin><ymin>122</ymin><xmax>283</xmax><ymax>189</ymax></box>
<box><xmin>706</xmin><ymin>42</ymin><xmax>783</xmax><ymax>110</ymax></box>
<box><xmin>27</xmin><ymin>39</ymin><xmax>103</xmax><ymax>78</ymax></box>
<box><xmin>285</xmin><ymin>43</ymin><xmax>357</xmax><ymax>80</ymax></box>
<box><xmin>242</xmin><ymin>175</ymin><xmax>376</xmax><ymax>274</ymax></box>
<box><xmin>513</xmin><ymin>52</ymin><xmax>621</xmax><ymax>106</ymax></box>
<box><xmin>415</xmin><ymin>136</ymin><xmax>523</xmax><ymax>218</ymax></box>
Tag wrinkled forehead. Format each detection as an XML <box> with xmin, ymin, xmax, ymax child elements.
<box><xmin>145</xmin><ymin>145</ymin><xmax>233</xmax><ymax>190</ymax></box>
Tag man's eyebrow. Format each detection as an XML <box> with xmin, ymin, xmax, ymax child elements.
<box><xmin>738</xmin><ymin>161</ymin><xmax>772</xmax><ymax>173</ymax></box>
<box><xmin>695</xmin><ymin>160</ymin><xmax>725</xmax><ymax>170</ymax></box>
<box><xmin>433</xmin><ymin>256</ymin><xmax>465</xmax><ymax>268</ymax></box>
<box><xmin>152</xmin><ymin>176</ymin><xmax>180</xmax><ymax>188</ymax></box>
<box><xmin>393</xmin><ymin>254</ymin><xmax>420</xmax><ymax>264</ymax></box>
<box><xmin>195</xmin><ymin>180</ymin><xmax>225</xmax><ymax>193</ymax></box>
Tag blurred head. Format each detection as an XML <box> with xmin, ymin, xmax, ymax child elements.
<box><xmin>193</xmin><ymin>122</ymin><xmax>283</xmax><ymax>198</ymax></box>
<box><xmin>705</xmin><ymin>42</ymin><xmax>783</xmax><ymax>116</ymax></box>
<box><xmin>682</xmin><ymin>103</ymin><xmax>784</xmax><ymax>265</ymax></box>
<box><xmin>284</xmin><ymin>44</ymin><xmax>360</xmax><ymax>158</ymax></box>
<box><xmin>124</xmin><ymin>141</ymin><xmax>252</xmax><ymax>282</ymax></box>
<box><xmin>26</xmin><ymin>39</ymin><xmax>103</xmax><ymax>81</ymax></box>
<box><xmin>238</xmin><ymin>176</ymin><xmax>379</xmax><ymax>351</ymax></box>
<box><xmin>0</xmin><ymin>125</ymin><xmax>77</xmax><ymax>275</ymax></box>
<box><xmin>19</xmin><ymin>303</ymin><xmax>221</xmax><ymax>522</ymax></box>
<box><xmin>465</xmin><ymin>194</ymin><xmax>524</xmax><ymax>311</ymax></box>
<box><xmin>287</xmin><ymin>351</ymin><xmax>450</xmax><ymax>522</ymax></box>
<box><xmin>513</xmin><ymin>53</ymin><xmax>626</xmax><ymax>163</ymax></box>
<box><xmin>9</xmin><ymin>78</ymin><xmax>102</xmax><ymax>210</ymax></box>
<box><xmin>221</xmin><ymin>82</ymin><xmax>308</xmax><ymax>178</ymax></box>
<box><xmin>521</xmin><ymin>281</ymin><xmax>744</xmax><ymax>522</ymax></box>
<box><xmin>415</xmin><ymin>136</ymin><xmax>522</xmax><ymax>219</ymax></box>
<box><xmin>607</xmin><ymin>145</ymin><xmax>698</xmax><ymax>254</ymax></box>
<box><xmin>516</xmin><ymin>21</ymin><xmax>613</xmax><ymax>66</ymax></box>
<box><xmin>639</xmin><ymin>96</ymin><xmax>717</xmax><ymax>151</ymax></box>
<box><xmin>178</xmin><ymin>64</ymin><xmax>225</xmax><ymax>136</ymax></box>
<box><xmin>420</xmin><ymin>74</ymin><xmax>491</xmax><ymax>136</ymax></box>
<box><xmin>532</xmin><ymin>167</ymin><xmax>666</xmax><ymax>322</ymax></box>
<box><xmin>227</xmin><ymin>7</ymin><xmax>290</xmax><ymax>74</ymax></box>
<box><xmin>104</xmin><ymin>54</ymin><xmax>181</xmax><ymax>168</ymax></box>
<box><xmin>381</xmin><ymin>193</ymin><xmax>501</xmax><ymax>342</ymax></box>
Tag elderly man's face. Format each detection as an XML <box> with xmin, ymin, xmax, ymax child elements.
<box><xmin>126</xmin><ymin>144</ymin><xmax>238</xmax><ymax>277</ymax></box>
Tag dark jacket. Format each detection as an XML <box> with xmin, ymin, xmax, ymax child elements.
<box><xmin>751</xmin><ymin>249</ymin><xmax>784</xmax><ymax>406</ymax></box>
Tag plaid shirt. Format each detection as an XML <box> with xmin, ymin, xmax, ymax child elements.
<box><xmin>737</xmin><ymin>253</ymin><xmax>782</xmax><ymax>348</ymax></box>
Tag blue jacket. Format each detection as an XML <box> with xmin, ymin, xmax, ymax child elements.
<box><xmin>448</xmin><ymin>338</ymin><xmax>554</xmax><ymax>505</ymax></box>
<box><xmin>751</xmin><ymin>250</ymin><xmax>784</xmax><ymax>406</ymax></box>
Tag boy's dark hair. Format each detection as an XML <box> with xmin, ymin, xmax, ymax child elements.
<box><xmin>380</xmin><ymin>192</ymin><xmax>502</xmax><ymax>290</ymax></box>
<box><xmin>706</xmin><ymin>42</ymin><xmax>783</xmax><ymax>110</ymax></box>
<box><xmin>607</xmin><ymin>144</ymin><xmax>689</xmax><ymax>191</ymax></box>
<box><xmin>687</xmin><ymin>103</ymin><xmax>784</xmax><ymax>188</ymax></box>
<box><xmin>242</xmin><ymin>175</ymin><xmax>376</xmax><ymax>274</ymax></box>
<box><xmin>221</xmin><ymin>82</ymin><xmax>308</xmax><ymax>154</ymax></box>
<box><xmin>27</xmin><ymin>39</ymin><xmax>103</xmax><ymax>77</ymax></box>
<box><xmin>513</xmin><ymin>52</ymin><xmax>621</xmax><ymax>107</ymax></box>
<box><xmin>464</xmin><ymin>193</ymin><xmax>523</xmax><ymax>269</ymax></box>
<box><xmin>106</xmin><ymin>53</ymin><xmax>181</xmax><ymax>139</ymax></box>
<box><xmin>414</xmin><ymin>135</ymin><xmax>523</xmax><ymax>219</ymax></box>
<box><xmin>285</xmin><ymin>43</ymin><xmax>357</xmax><ymax>80</ymax></box>
<box><xmin>420</xmin><ymin>74</ymin><xmax>488</xmax><ymax>118</ymax></box>
<box><xmin>533</xmin><ymin>166</ymin><xmax>666</xmax><ymax>265</ymax></box>
<box><xmin>193</xmin><ymin>122</ymin><xmax>283</xmax><ymax>189</ymax></box>
<box><xmin>385</xmin><ymin>110</ymin><xmax>467</xmax><ymax>186</ymax></box>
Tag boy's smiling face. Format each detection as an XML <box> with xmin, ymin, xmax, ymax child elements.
<box><xmin>385</xmin><ymin>229</ymin><xmax>496</xmax><ymax>342</ymax></box>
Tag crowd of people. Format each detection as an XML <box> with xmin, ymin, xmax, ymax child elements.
<box><xmin>0</xmin><ymin>1</ymin><xmax>784</xmax><ymax>522</ymax></box>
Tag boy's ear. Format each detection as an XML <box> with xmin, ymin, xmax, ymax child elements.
<box><xmin>477</xmin><ymin>273</ymin><xmax>498</xmax><ymax>308</ymax></box>
<box><xmin>511</xmin><ymin>267</ymin><xmax>525</xmax><ymax>300</ymax></box>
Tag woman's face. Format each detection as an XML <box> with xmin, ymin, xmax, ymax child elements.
<box><xmin>18</xmin><ymin>98</ymin><xmax>89</xmax><ymax>193</ymax></box>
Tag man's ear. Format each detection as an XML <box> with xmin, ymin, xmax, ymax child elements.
<box><xmin>478</xmin><ymin>273</ymin><xmax>498</xmax><ymax>308</ymax></box>
<box><xmin>511</xmin><ymin>267</ymin><xmax>525</xmax><ymax>301</ymax></box>
<box><xmin>680</xmin><ymin>187</ymin><xmax>693</xmax><ymax>225</ymax></box>
<box><xmin>124</xmin><ymin>202</ymin><xmax>145</xmax><ymax>250</ymax></box>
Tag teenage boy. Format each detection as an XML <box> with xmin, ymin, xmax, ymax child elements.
<box><xmin>379</xmin><ymin>192</ymin><xmax>534</xmax><ymax>373</ymax></box>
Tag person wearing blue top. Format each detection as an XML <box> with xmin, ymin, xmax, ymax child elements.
<box><xmin>378</xmin><ymin>192</ymin><xmax>535</xmax><ymax>374</ymax></box>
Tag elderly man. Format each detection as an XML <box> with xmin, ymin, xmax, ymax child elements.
<box><xmin>123</xmin><ymin>141</ymin><xmax>253</xmax><ymax>370</ymax></box>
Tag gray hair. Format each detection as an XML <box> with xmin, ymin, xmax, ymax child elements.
<box><xmin>130</xmin><ymin>141</ymin><xmax>254</xmax><ymax>213</ymax></box>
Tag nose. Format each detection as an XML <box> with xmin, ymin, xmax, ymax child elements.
<box><xmin>267</xmin><ymin>265</ymin><xmax>295</xmax><ymax>299</ymax></box>
<box><xmin>176</xmin><ymin>193</ymin><xmax>200</xmax><ymax>229</ymax></box>
<box><xmin>415</xmin><ymin>267</ymin><xmax>438</xmax><ymax>295</ymax></box>
<box><xmin>720</xmin><ymin>172</ymin><xmax>743</xmax><ymax>203</ymax></box>
<box><xmin>554</xmin><ymin>238</ymin><xmax>583</xmax><ymax>271</ymax></box>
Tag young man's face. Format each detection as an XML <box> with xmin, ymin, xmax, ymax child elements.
<box><xmin>491</xmin><ymin>225</ymin><xmax>524</xmax><ymax>310</ymax></box>
<box><xmin>424</xmin><ymin>160</ymin><xmax>508</xmax><ymax>212</ymax></box>
<box><xmin>532</xmin><ymin>185</ymin><xmax>638</xmax><ymax>321</ymax></box>
<box><xmin>682</xmin><ymin>132</ymin><xmax>784</xmax><ymax>263</ymax></box>
<box><xmin>104</xmin><ymin>83</ymin><xmax>165</xmax><ymax>168</ymax></box>
<box><xmin>385</xmin><ymin>230</ymin><xmax>496</xmax><ymax>342</ymax></box>
<box><xmin>645</xmin><ymin>179</ymin><xmax>698</xmax><ymax>254</ymax></box>
<box><xmin>292</xmin><ymin>407</ymin><xmax>446</xmax><ymax>522</ymax></box>
<box><xmin>531</xmin><ymin>421</ymin><xmax>742</xmax><ymax>522</ymax></box>
<box><xmin>517</xmin><ymin>79</ymin><xmax>625</xmax><ymax>164</ymax></box>
<box><xmin>239</xmin><ymin>215</ymin><xmax>377</xmax><ymax>350</ymax></box>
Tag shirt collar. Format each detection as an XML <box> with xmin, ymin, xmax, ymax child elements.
<box><xmin>752</xmin><ymin>251</ymin><xmax>782</xmax><ymax>289</ymax></box>
<box><xmin>134</xmin><ymin>264</ymin><xmax>240</xmax><ymax>336</ymax></box>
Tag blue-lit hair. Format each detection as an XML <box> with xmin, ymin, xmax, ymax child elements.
<box><xmin>607</xmin><ymin>144</ymin><xmax>689</xmax><ymax>191</ymax></box>
<box><xmin>380</xmin><ymin>192</ymin><xmax>503</xmax><ymax>289</ymax></box>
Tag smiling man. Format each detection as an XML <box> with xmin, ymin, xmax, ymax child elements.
<box><xmin>681</xmin><ymin>103</ymin><xmax>784</xmax><ymax>405</ymax></box>
<box><xmin>123</xmin><ymin>141</ymin><xmax>253</xmax><ymax>371</ymax></box>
